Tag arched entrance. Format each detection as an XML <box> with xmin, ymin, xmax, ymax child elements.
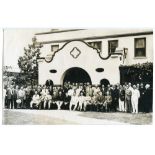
<box><xmin>100</xmin><ymin>79</ymin><xmax>110</xmax><ymax>87</ymax></box>
<box><xmin>62</xmin><ymin>67</ymin><xmax>92</xmax><ymax>84</ymax></box>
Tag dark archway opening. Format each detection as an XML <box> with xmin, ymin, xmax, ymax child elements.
<box><xmin>100</xmin><ymin>79</ymin><xmax>110</xmax><ymax>87</ymax></box>
<box><xmin>63</xmin><ymin>67</ymin><xmax>92</xmax><ymax>84</ymax></box>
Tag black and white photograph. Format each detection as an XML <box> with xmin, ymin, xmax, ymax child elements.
<box><xmin>1</xmin><ymin>1</ymin><xmax>155</xmax><ymax>155</ymax></box>
<box><xmin>2</xmin><ymin>28</ymin><xmax>153</xmax><ymax>125</ymax></box>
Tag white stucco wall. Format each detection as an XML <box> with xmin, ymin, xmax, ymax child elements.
<box><xmin>37</xmin><ymin>29</ymin><xmax>153</xmax><ymax>86</ymax></box>
<box><xmin>38</xmin><ymin>41</ymin><xmax>123</xmax><ymax>85</ymax></box>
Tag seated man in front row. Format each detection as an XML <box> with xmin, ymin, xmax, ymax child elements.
<box><xmin>43</xmin><ymin>91</ymin><xmax>52</xmax><ymax>109</ymax></box>
<box><xmin>30</xmin><ymin>91</ymin><xmax>40</xmax><ymax>109</ymax></box>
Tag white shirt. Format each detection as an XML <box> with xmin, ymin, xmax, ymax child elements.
<box><xmin>32</xmin><ymin>95</ymin><xmax>40</xmax><ymax>103</ymax></box>
<box><xmin>70</xmin><ymin>96</ymin><xmax>78</xmax><ymax>104</ymax></box>
<box><xmin>68</xmin><ymin>89</ymin><xmax>74</xmax><ymax>96</ymax></box>
<box><xmin>76</xmin><ymin>88</ymin><xmax>82</xmax><ymax>96</ymax></box>
<box><xmin>18</xmin><ymin>89</ymin><xmax>25</xmax><ymax>98</ymax></box>
<box><xmin>129</xmin><ymin>86</ymin><xmax>133</xmax><ymax>92</ymax></box>
<box><xmin>41</xmin><ymin>89</ymin><xmax>48</xmax><ymax>96</ymax></box>
<box><xmin>45</xmin><ymin>94</ymin><xmax>52</xmax><ymax>100</ymax></box>
<box><xmin>93</xmin><ymin>87</ymin><xmax>100</xmax><ymax>95</ymax></box>
<box><xmin>131</xmin><ymin>89</ymin><xmax>140</xmax><ymax>101</ymax></box>
<box><xmin>3</xmin><ymin>89</ymin><xmax>6</xmax><ymax>98</ymax></box>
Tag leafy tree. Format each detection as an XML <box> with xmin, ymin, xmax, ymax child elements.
<box><xmin>18</xmin><ymin>36</ymin><xmax>43</xmax><ymax>86</ymax></box>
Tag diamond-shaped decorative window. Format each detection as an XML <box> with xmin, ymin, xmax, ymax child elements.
<box><xmin>70</xmin><ymin>47</ymin><xmax>81</xmax><ymax>59</ymax></box>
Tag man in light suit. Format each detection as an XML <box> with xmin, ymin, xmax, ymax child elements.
<box><xmin>131</xmin><ymin>85</ymin><xmax>140</xmax><ymax>113</ymax></box>
<box><xmin>86</xmin><ymin>84</ymin><xmax>94</xmax><ymax>97</ymax></box>
<box><xmin>18</xmin><ymin>87</ymin><xmax>26</xmax><ymax>108</ymax></box>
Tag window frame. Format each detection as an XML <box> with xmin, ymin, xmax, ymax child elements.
<box><xmin>108</xmin><ymin>40</ymin><xmax>118</xmax><ymax>54</ymax></box>
<box><xmin>134</xmin><ymin>37</ymin><xmax>146</xmax><ymax>58</ymax></box>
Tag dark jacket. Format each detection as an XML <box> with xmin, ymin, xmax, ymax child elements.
<box><xmin>111</xmin><ymin>89</ymin><xmax>119</xmax><ymax>101</ymax></box>
<box><xmin>6</xmin><ymin>88</ymin><xmax>12</xmax><ymax>100</ymax></box>
<box><xmin>119</xmin><ymin>89</ymin><xmax>125</xmax><ymax>101</ymax></box>
<box><xmin>143</xmin><ymin>88</ymin><xmax>153</xmax><ymax>112</ymax></box>
<box><xmin>45</xmin><ymin>80</ymin><xmax>53</xmax><ymax>87</ymax></box>
<box><xmin>12</xmin><ymin>89</ymin><xmax>18</xmax><ymax>99</ymax></box>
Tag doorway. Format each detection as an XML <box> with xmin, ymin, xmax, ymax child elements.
<box><xmin>62</xmin><ymin>67</ymin><xmax>92</xmax><ymax>84</ymax></box>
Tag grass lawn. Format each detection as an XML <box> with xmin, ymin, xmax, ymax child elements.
<box><xmin>3</xmin><ymin>110</ymin><xmax>76</xmax><ymax>125</ymax></box>
<box><xmin>80</xmin><ymin>112</ymin><xmax>153</xmax><ymax>125</ymax></box>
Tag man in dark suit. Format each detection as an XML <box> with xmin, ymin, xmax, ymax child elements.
<box><xmin>46</xmin><ymin>79</ymin><xmax>53</xmax><ymax>95</ymax></box>
<box><xmin>111</xmin><ymin>85</ymin><xmax>119</xmax><ymax>112</ymax></box>
<box><xmin>45</xmin><ymin>79</ymin><xmax>53</xmax><ymax>87</ymax></box>
<box><xmin>12</xmin><ymin>86</ymin><xmax>18</xmax><ymax>109</ymax></box>
<box><xmin>143</xmin><ymin>84</ymin><xmax>153</xmax><ymax>113</ymax></box>
<box><xmin>139</xmin><ymin>83</ymin><xmax>145</xmax><ymax>112</ymax></box>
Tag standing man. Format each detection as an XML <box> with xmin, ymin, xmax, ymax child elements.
<box><xmin>12</xmin><ymin>86</ymin><xmax>18</xmax><ymax>109</ymax></box>
<box><xmin>101</xmin><ymin>85</ymin><xmax>105</xmax><ymax>96</ymax></box>
<box><xmin>3</xmin><ymin>85</ymin><xmax>7</xmax><ymax>109</ymax></box>
<box><xmin>131</xmin><ymin>85</ymin><xmax>140</xmax><ymax>113</ymax></box>
<box><xmin>104</xmin><ymin>91</ymin><xmax>112</xmax><ymax>112</ymax></box>
<box><xmin>125</xmin><ymin>85</ymin><xmax>132</xmax><ymax>113</ymax></box>
<box><xmin>111</xmin><ymin>85</ymin><xmax>119</xmax><ymax>112</ymax></box>
<box><xmin>6</xmin><ymin>85</ymin><xmax>13</xmax><ymax>109</ymax></box>
<box><xmin>119</xmin><ymin>85</ymin><xmax>125</xmax><ymax>112</ymax></box>
<box><xmin>139</xmin><ymin>83</ymin><xmax>145</xmax><ymax>112</ymax></box>
<box><xmin>143</xmin><ymin>84</ymin><xmax>153</xmax><ymax>113</ymax></box>
<box><xmin>96</xmin><ymin>91</ymin><xmax>105</xmax><ymax>112</ymax></box>
<box><xmin>18</xmin><ymin>87</ymin><xmax>26</xmax><ymax>109</ymax></box>
<box><xmin>45</xmin><ymin>79</ymin><xmax>53</xmax><ymax>87</ymax></box>
<box><xmin>46</xmin><ymin>79</ymin><xmax>53</xmax><ymax>95</ymax></box>
<box><xmin>86</xmin><ymin>84</ymin><xmax>94</xmax><ymax>97</ymax></box>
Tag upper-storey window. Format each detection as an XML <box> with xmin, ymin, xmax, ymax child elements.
<box><xmin>87</xmin><ymin>41</ymin><xmax>102</xmax><ymax>51</ymax></box>
<box><xmin>51</xmin><ymin>45</ymin><xmax>59</xmax><ymax>52</ymax></box>
<box><xmin>108</xmin><ymin>40</ymin><xmax>118</xmax><ymax>54</ymax></box>
<box><xmin>134</xmin><ymin>38</ymin><xmax>146</xmax><ymax>57</ymax></box>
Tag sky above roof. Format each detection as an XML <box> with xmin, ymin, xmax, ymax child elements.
<box><xmin>3</xmin><ymin>28</ymin><xmax>50</xmax><ymax>71</ymax></box>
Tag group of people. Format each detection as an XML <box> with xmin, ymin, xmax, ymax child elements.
<box><xmin>3</xmin><ymin>81</ymin><xmax>153</xmax><ymax>113</ymax></box>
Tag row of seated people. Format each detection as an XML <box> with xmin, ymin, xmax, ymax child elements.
<box><xmin>29</xmin><ymin>90</ymin><xmax>112</xmax><ymax>112</ymax></box>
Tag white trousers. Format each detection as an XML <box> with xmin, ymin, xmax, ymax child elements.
<box><xmin>43</xmin><ymin>100</ymin><xmax>51</xmax><ymax>109</ymax></box>
<box><xmin>78</xmin><ymin>101</ymin><xmax>84</xmax><ymax>111</ymax></box>
<box><xmin>30</xmin><ymin>101</ymin><xmax>39</xmax><ymax>108</ymax></box>
<box><xmin>3</xmin><ymin>96</ymin><xmax>5</xmax><ymax>109</ymax></box>
<box><xmin>119</xmin><ymin>99</ymin><xmax>125</xmax><ymax>112</ymax></box>
<box><xmin>56</xmin><ymin>101</ymin><xmax>63</xmax><ymax>110</ymax></box>
<box><xmin>131</xmin><ymin>99</ymin><xmax>138</xmax><ymax>113</ymax></box>
<box><xmin>70</xmin><ymin>101</ymin><xmax>78</xmax><ymax>111</ymax></box>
